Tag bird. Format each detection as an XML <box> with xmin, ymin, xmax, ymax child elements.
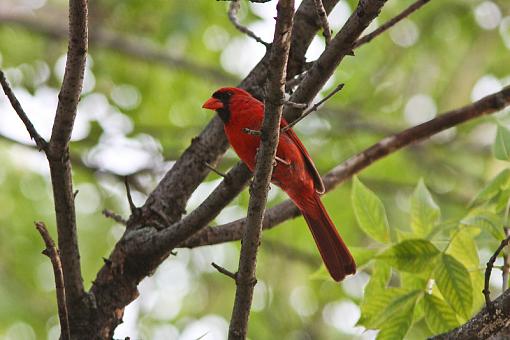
<box><xmin>202</xmin><ymin>87</ymin><xmax>356</xmax><ymax>282</ymax></box>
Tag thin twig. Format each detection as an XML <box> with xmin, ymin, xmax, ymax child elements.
<box><xmin>313</xmin><ymin>0</ymin><xmax>332</xmax><ymax>46</ymax></box>
<box><xmin>205</xmin><ymin>162</ymin><xmax>228</xmax><ymax>178</ymax></box>
<box><xmin>484</xmin><ymin>235</ymin><xmax>510</xmax><ymax>308</ymax></box>
<box><xmin>503</xmin><ymin>227</ymin><xmax>510</xmax><ymax>292</ymax></box>
<box><xmin>124</xmin><ymin>177</ymin><xmax>138</xmax><ymax>214</ymax></box>
<box><xmin>102</xmin><ymin>209</ymin><xmax>127</xmax><ymax>225</ymax></box>
<box><xmin>0</xmin><ymin>70</ymin><xmax>48</xmax><ymax>151</ymax></box>
<box><xmin>35</xmin><ymin>222</ymin><xmax>71</xmax><ymax>340</ymax></box>
<box><xmin>212</xmin><ymin>262</ymin><xmax>237</xmax><ymax>280</ymax></box>
<box><xmin>354</xmin><ymin>0</ymin><xmax>431</xmax><ymax>48</ymax></box>
<box><xmin>228</xmin><ymin>0</ymin><xmax>271</xmax><ymax>47</ymax></box>
<box><xmin>281</xmin><ymin>83</ymin><xmax>344</xmax><ymax>132</ymax></box>
<box><xmin>228</xmin><ymin>1</ymin><xmax>294</xmax><ymax>339</ymax></box>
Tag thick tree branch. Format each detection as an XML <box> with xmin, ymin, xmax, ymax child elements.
<box><xmin>35</xmin><ymin>222</ymin><xmax>71</xmax><ymax>340</ymax></box>
<box><xmin>354</xmin><ymin>0</ymin><xmax>431</xmax><ymax>48</ymax></box>
<box><xmin>228</xmin><ymin>1</ymin><xmax>294</xmax><ymax>338</ymax></box>
<box><xmin>46</xmin><ymin>0</ymin><xmax>89</xmax><ymax>333</ymax></box>
<box><xmin>0</xmin><ymin>70</ymin><xmax>48</xmax><ymax>151</ymax></box>
<box><xmin>182</xmin><ymin>86</ymin><xmax>510</xmax><ymax>248</ymax></box>
<box><xmin>0</xmin><ymin>13</ymin><xmax>237</xmax><ymax>84</ymax></box>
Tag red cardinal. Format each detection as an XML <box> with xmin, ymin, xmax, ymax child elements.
<box><xmin>203</xmin><ymin>87</ymin><xmax>356</xmax><ymax>281</ymax></box>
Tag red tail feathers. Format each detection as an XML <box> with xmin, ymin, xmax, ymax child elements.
<box><xmin>301</xmin><ymin>195</ymin><xmax>356</xmax><ymax>281</ymax></box>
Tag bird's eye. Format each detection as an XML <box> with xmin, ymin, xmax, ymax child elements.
<box><xmin>226</xmin><ymin>91</ymin><xmax>233</xmax><ymax>97</ymax></box>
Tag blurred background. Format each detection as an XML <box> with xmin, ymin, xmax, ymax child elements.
<box><xmin>0</xmin><ymin>0</ymin><xmax>509</xmax><ymax>339</ymax></box>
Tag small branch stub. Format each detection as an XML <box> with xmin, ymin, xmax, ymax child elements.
<box><xmin>212</xmin><ymin>262</ymin><xmax>237</xmax><ymax>280</ymax></box>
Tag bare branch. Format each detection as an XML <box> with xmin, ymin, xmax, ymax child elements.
<box><xmin>102</xmin><ymin>209</ymin><xmax>128</xmax><ymax>226</ymax></box>
<box><xmin>281</xmin><ymin>82</ymin><xmax>344</xmax><ymax>132</ymax></box>
<box><xmin>124</xmin><ymin>177</ymin><xmax>138</xmax><ymax>214</ymax></box>
<box><xmin>46</xmin><ymin>0</ymin><xmax>89</xmax><ymax>325</ymax></box>
<box><xmin>181</xmin><ymin>86</ymin><xmax>510</xmax><ymax>248</ymax></box>
<box><xmin>0</xmin><ymin>70</ymin><xmax>48</xmax><ymax>151</ymax></box>
<box><xmin>354</xmin><ymin>0</ymin><xmax>431</xmax><ymax>48</ymax></box>
<box><xmin>313</xmin><ymin>0</ymin><xmax>332</xmax><ymax>46</ymax></box>
<box><xmin>228</xmin><ymin>1</ymin><xmax>294</xmax><ymax>338</ymax></box>
<box><xmin>228</xmin><ymin>0</ymin><xmax>270</xmax><ymax>47</ymax></box>
<box><xmin>503</xmin><ymin>227</ymin><xmax>510</xmax><ymax>292</ymax></box>
<box><xmin>205</xmin><ymin>162</ymin><xmax>229</xmax><ymax>179</ymax></box>
<box><xmin>212</xmin><ymin>262</ymin><xmax>237</xmax><ymax>280</ymax></box>
<box><xmin>484</xmin><ymin>233</ymin><xmax>510</xmax><ymax>307</ymax></box>
<box><xmin>0</xmin><ymin>13</ymin><xmax>237</xmax><ymax>84</ymax></box>
<box><xmin>35</xmin><ymin>222</ymin><xmax>71</xmax><ymax>340</ymax></box>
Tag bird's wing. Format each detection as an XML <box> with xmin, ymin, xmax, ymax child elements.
<box><xmin>280</xmin><ymin>119</ymin><xmax>325</xmax><ymax>194</ymax></box>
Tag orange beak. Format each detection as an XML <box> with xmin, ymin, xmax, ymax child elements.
<box><xmin>202</xmin><ymin>97</ymin><xmax>223</xmax><ymax>110</ymax></box>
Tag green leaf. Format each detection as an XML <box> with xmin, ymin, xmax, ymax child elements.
<box><xmin>349</xmin><ymin>246</ymin><xmax>378</xmax><ymax>268</ymax></box>
<box><xmin>470</xmin><ymin>169</ymin><xmax>510</xmax><ymax>207</ymax></box>
<box><xmin>351</xmin><ymin>176</ymin><xmax>390</xmax><ymax>243</ymax></box>
<box><xmin>376</xmin><ymin>309</ymin><xmax>415</xmax><ymax>340</ymax></box>
<box><xmin>364</xmin><ymin>261</ymin><xmax>392</xmax><ymax>299</ymax></box>
<box><xmin>423</xmin><ymin>294</ymin><xmax>460</xmax><ymax>334</ymax></box>
<box><xmin>411</xmin><ymin>179</ymin><xmax>440</xmax><ymax>237</ymax></box>
<box><xmin>446</xmin><ymin>227</ymin><xmax>480</xmax><ymax>270</ymax></box>
<box><xmin>378</xmin><ymin>239</ymin><xmax>440</xmax><ymax>272</ymax></box>
<box><xmin>360</xmin><ymin>288</ymin><xmax>421</xmax><ymax>330</ymax></box>
<box><xmin>493</xmin><ymin>124</ymin><xmax>510</xmax><ymax>161</ymax></box>
<box><xmin>461</xmin><ymin>211</ymin><xmax>504</xmax><ymax>240</ymax></box>
<box><xmin>434</xmin><ymin>254</ymin><xmax>473</xmax><ymax>319</ymax></box>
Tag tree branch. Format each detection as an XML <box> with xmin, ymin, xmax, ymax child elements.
<box><xmin>46</xmin><ymin>0</ymin><xmax>89</xmax><ymax>331</ymax></box>
<box><xmin>228</xmin><ymin>1</ymin><xmax>294</xmax><ymax>338</ymax></box>
<box><xmin>181</xmin><ymin>86</ymin><xmax>510</xmax><ymax>248</ymax></box>
<box><xmin>354</xmin><ymin>0</ymin><xmax>431</xmax><ymax>48</ymax></box>
<box><xmin>35</xmin><ymin>221</ymin><xmax>71</xmax><ymax>340</ymax></box>
<box><xmin>0</xmin><ymin>12</ymin><xmax>237</xmax><ymax>84</ymax></box>
<box><xmin>484</xmin><ymin>233</ymin><xmax>510</xmax><ymax>307</ymax></box>
<box><xmin>313</xmin><ymin>0</ymin><xmax>332</xmax><ymax>46</ymax></box>
<box><xmin>0</xmin><ymin>70</ymin><xmax>48</xmax><ymax>151</ymax></box>
<box><xmin>228</xmin><ymin>0</ymin><xmax>270</xmax><ymax>47</ymax></box>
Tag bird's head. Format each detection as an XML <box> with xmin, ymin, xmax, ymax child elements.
<box><xmin>202</xmin><ymin>87</ymin><xmax>256</xmax><ymax>123</ymax></box>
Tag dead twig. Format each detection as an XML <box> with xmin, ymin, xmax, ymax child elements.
<box><xmin>35</xmin><ymin>222</ymin><xmax>71</xmax><ymax>340</ymax></box>
<box><xmin>313</xmin><ymin>0</ymin><xmax>332</xmax><ymax>46</ymax></box>
<box><xmin>124</xmin><ymin>176</ymin><xmax>138</xmax><ymax>214</ymax></box>
<box><xmin>484</xmin><ymin>234</ymin><xmax>510</xmax><ymax>308</ymax></box>
<box><xmin>281</xmin><ymin>83</ymin><xmax>344</xmax><ymax>132</ymax></box>
<box><xmin>0</xmin><ymin>70</ymin><xmax>48</xmax><ymax>151</ymax></box>
<box><xmin>212</xmin><ymin>262</ymin><xmax>237</xmax><ymax>280</ymax></box>
<box><xmin>102</xmin><ymin>209</ymin><xmax>128</xmax><ymax>225</ymax></box>
<box><xmin>354</xmin><ymin>0</ymin><xmax>431</xmax><ymax>48</ymax></box>
<box><xmin>228</xmin><ymin>0</ymin><xmax>271</xmax><ymax>47</ymax></box>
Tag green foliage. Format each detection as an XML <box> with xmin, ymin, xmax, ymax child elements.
<box><xmin>423</xmin><ymin>294</ymin><xmax>459</xmax><ymax>334</ymax></box>
<box><xmin>493</xmin><ymin>124</ymin><xmax>510</xmax><ymax>161</ymax></box>
<box><xmin>352</xmin><ymin>176</ymin><xmax>390</xmax><ymax>243</ymax></box>
<box><xmin>355</xmin><ymin>172</ymin><xmax>509</xmax><ymax>339</ymax></box>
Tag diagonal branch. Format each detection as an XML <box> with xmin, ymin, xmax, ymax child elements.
<box><xmin>228</xmin><ymin>1</ymin><xmax>294</xmax><ymax>338</ymax></box>
<box><xmin>0</xmin><ymin>70</ymin><xmax>48</xmax><ymax>151</ymax></box>
<box><xmin>354</xmin><ymin>0</ymin><xmax>431</xmax><ymax>48</ymax></box>
<box><xmin>313</xmin><ymin>0</ymin><xmax>332</xmax><ymax>45</ymax></box>
<box><xmin>181</xmin><ymin>85</ymin><xmax>510</xmax><ymax>248</ymax></box>
<box><xmin>228</xmin><ymin>0</ymin><xmax>271</xmax><ymax>47</ymax></box>
<box><xmin>35</xmin><ymin>222</ymin><xmax>71</xmax><ymax>340</ymax></box>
